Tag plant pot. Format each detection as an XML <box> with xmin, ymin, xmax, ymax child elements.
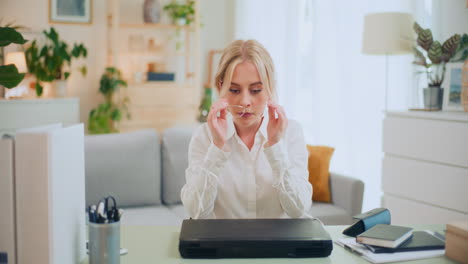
<box><xmin>423</xmin><ymin>87</ymin><xmax>443</xmax><ymax>110</ymax></box>
<box><xmin>176</xmin><ymin>18</ymin><xmax>187</xmax><ymax>26</ymax></box>
<box><xmin>54</xmin><ymin>80</ymin><xmax>68</xmax><ymax>98</ymax></box>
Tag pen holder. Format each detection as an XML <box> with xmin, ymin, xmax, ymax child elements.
<box><xmin>89</xmin><ymin>221</ymin><xmax>120</xmax><ymax>264</ymax></box>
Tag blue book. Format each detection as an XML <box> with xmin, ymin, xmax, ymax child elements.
<box><xmin>147</xmin><ymin>72</ymin><xmax>175</xmax><ymax>81</ymax></box>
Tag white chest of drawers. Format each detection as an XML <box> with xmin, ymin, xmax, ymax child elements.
<box><xmin>382</xmin><ymin>111</ymin><xmax>468</xmax><ymax>224</ymax></box>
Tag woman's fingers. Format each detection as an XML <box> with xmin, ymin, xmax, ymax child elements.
<box><xmin>219</xmin><ymin>107</ymin><xmax>227</xmax><ymax>119</ymax></box>
<box><xmin>267</xmin><ymin>100</ymin><xmax>279</xmax><ymax>121</ymax></box>
<box><xmin>276</xmin><ymin>106</ymin><xmax>288</xmax><ymax>127</ymax></box>
<box><xmin>208</xmin><ymin>100</ymin><xmax>228</xmax><ymax>122</ymax></box>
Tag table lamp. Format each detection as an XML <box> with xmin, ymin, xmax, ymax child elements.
<box><xmin>362</xmin><ymin>12</ymin><xmax>414</xmax><ymax>111</ymax></box>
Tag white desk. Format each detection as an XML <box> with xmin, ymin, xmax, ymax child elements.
<box><xmin>82</xmin><ymin>225</ymin><xmax>456</xmax><ymax>263</ymax></box>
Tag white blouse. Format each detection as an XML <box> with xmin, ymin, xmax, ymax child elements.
<box><xmin>180</xmin><ymin>113</ymin><xmax>313</xmax><ymax>219</ymax></box>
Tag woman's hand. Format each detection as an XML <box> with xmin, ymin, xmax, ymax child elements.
<box><xmin>207</xmin><ymin>99</ymin><xmax>229</xmax><ymax>149</ymax></box>
<box><xmin>265</xmin><ymin>100</ymin><xmax>288</xmax><ymax>147</ymax></box>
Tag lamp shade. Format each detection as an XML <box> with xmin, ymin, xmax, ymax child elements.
<box><xmin>5</xmin><ymin>51</ymin><xmax>28</xmax><ymax>73</ymax></box>
<box><xmin>362</xmin><ymin>12</ymin><xmax>414</xmax><ymax>55</ymax></box>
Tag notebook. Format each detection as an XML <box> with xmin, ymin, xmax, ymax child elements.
<box><xmin>335</xmin><ymin>238</ymin><xmax>445</xmax><ymax>264</ymax></box>
<box><xmin>364</xmin><ymin>231</ymin><xmax>445</xmax><ymax>253</ymax></box>
<box><xmin>179</xmin><ymin>218</ymin><xmax>333</xmax><ymax>258</ymax></box>
<box><xmin>356</xmin><ymin>224</ymin><xmax>413</xmax><ymax>248</ymax></box>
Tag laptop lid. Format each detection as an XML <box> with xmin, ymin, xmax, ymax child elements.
<box><xmin>179</xmin><ymin>218</ymin><xmax>332</xmax><ymax>258</ymax></box>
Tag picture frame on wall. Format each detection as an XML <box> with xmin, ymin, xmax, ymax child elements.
<box><xmin>49</xmin><ymin>0</ymin><xmax>92</xmax><ymax>24</ymax></box>
<box><xmin>443</xmin><ymin>62</ymin><xmax>464</xmax><ymax>111</ymax></box>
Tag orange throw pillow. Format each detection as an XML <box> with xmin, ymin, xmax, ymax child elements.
<box><xmin>306</xmin><ymin>145</ymin><xmax>334</xmax><ymax>203</ymax></box>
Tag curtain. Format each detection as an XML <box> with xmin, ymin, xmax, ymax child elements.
<box><xmin>234</xmin><ymin>0</ymin><xmax>431</xmax><ymax>211</ymax></box>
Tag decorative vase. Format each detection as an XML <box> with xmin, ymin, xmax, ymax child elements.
<box><xmin>423</xmin><ymin>87</ymin><xmax>443</xmax><ymax>110</ymax></box>
<box><xmin>54</xmin><ymin>80</ymin><xmax>68</xmax><ymax>98</ymax></box>
<box><xmin>143</xmin><ymin>0</ymin><xmax>161</xmax><ymax>23</ymax></box>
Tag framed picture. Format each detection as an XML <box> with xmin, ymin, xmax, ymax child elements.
<box><xmin>443</xmin><ymin>62</ymin><xmax>464</xmax><ymax>111</ymax></box>
<box><xmin>49</xmin><ymin>0</ymin><xmax>92</xmax><ymax>24</ymax></box>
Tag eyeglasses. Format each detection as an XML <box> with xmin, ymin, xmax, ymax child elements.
<box><xmin>227</xmin><ymin>104</ymin><xmax>265</xmax><ymax>116</ymax></box>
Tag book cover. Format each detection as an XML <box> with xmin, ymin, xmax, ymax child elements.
<box><xmin>364</xmin><ymin>231</ymin><xmax>445</xmax><ymax>253</ymax></box>
<box><xmin>356</xmin><ymin>224</ymin><xmax>413</xmax><ymax>248</ymax></box>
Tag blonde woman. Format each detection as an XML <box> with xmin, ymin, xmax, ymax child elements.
<box><xmin>181</xmin><ymin>40</ymin><xmax>312</xmax><ymax>219</ymax></box>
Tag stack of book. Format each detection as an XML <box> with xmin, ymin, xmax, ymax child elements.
<box><xmin>357</xmin><ymin>224</ymin><xmax>445</xmax><ymax>253</ymax></box>
<box><xmin>336</xmin><ymin>224</ymin><xmax>446</xmax><ymax>263</ymax></box>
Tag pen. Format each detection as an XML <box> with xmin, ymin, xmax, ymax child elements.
<box><xmin>88</xmin><ymin>206</ymin><xmax>97</xmax><ymax>223</ymax></box>
<box><xmin>88</xmin><ymin>196</ymin><xmax>121</xmax><ymax>224</ymax></box>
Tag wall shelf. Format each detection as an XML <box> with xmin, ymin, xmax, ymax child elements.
<box><xmin>119</xmin><ymin>23</ymin><xmax>194</xmax><ymax>31</ymax></box>
<box><xmin>107</xmin><ymin>0</ymin><xmax>201</xmax><ymax>133</ymax></box>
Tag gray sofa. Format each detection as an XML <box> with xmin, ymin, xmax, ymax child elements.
<box><xmin>85</xmin><ymin>127</ymin><xmax>364</xmax><ymax>226</ymax></box>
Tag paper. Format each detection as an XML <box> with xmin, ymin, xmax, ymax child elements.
<box><xmin>335</xmin><ymin>238</ymin><xmax>444</xmax><ymax>264</ymax></box>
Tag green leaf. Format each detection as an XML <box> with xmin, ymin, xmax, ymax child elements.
<box><xmin>417</xmin><ymin>28</ymin><xmax>433</xmax><ymax>51</ymax></box>
<box><xmin>428</xmin><ymin>41</ymin><xmax>442</xmax><ymax>64</ymax></box>
<box><xmin>442</xmin><ymin>34</ymin><xmax>460</xmax><ymax>58</ymax></box>
<box><xmin>36</xmin><ymin>82</ymin><xmax>43</xmax><ymax>97</ymax></box>
<box><xmin>0</xmin><ymin>27</ymin><xmax>27</xmax><ymax>47</ymax></box>
<box><xmin>412</xmin><ymin>47</ymin><xmax>427</xmax><ymax>66</ymax></box>
<box><xmin>64</xmin><ymin>72</ymin><xmax>70</xmax><ymax>79</ymax></box>
<box><xmin>0</xmin><ymin>64</ymin><xmax>25</xmax><ymax>88</ymax></box>
<box><xmin>111</xmin><ymin>109</ymin><xmax>122</xmax><ymax>121</ymax></box>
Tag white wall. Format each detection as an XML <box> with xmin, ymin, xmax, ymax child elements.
<box><xmin>1</xmin><ymin>0</ymin><xmax>236</xmax><ymax>128</ymax></box>
<box><xmin>199</xmin><ymin>0</ymin><xmax>235</xmax><ymax>90</ymax></box>
<box><xmin>0</xmin><ymin>0</ymin><xmax>107</xmax><ymax>128</ymax></box>
<box><xmin>433</xmin><ymin>0</ymin><xmax>468</xmax><ymax>42</ymax></box>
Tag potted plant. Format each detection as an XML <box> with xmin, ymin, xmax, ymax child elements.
<box><xmin>25</xmin><ymin>27</ymin><xmax>87</xmax><ymax>97</ymax></box>
<box><xmin>163</xmin><ymin>0</ymin><xmax>195</xmax><ymax>26</ymax></box>
<box><xmin>413</xmin><ymin>22</ymin><xmax>468</xmax><ymax>110</ymax></box>
<box><xmin>88</xmin><ymin>67</ymin><xmax>130</xmax><ymax>134</ymax></box>
<box><xmin>0</xmin><ymin>26</ymin><xmax>27</xmax><ymax>97</ymax></box>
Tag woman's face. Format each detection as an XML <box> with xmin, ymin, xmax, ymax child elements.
<box><xmin>222</xmin><ymin>61</ymin><xmax>269</xmax><ymax>127</ymax></box>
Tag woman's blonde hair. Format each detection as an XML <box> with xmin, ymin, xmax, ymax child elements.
<box><xmin>214</xmin><ymin>39</ymin><xmax>277</xmax><ymax>101</ymax></box>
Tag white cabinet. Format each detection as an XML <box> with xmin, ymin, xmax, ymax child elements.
<box><xmin>0</xmin><ymin>98</ymin><xmax>80</xmax><ymax>137</ymax></box>
<box><xmin>382</xmin><ymin>111</ymin><xmax>468</xmax><ymax>224</ymax></box>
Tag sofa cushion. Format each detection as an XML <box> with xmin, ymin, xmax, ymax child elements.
<box><xmin>309</xmin><ymin>203</ymin><xmax>354</xmax><ymax>225</ymax></box>
<box><xmin>121</xmin><ymin>206</ymin><xmax>183</xmax><ymax>226</ymax></box>
<box><xmin>307</xmin><ymin>145</ymin><xmax>334</xmax><ymax>203</ymax></box>
<box><xmin>161</xmin><ymin>125</ymin><xmax>197</xmax><ymax>204</ymax></box>
<box><xmin>85</xmin><ymin>130</ymin><xmax>161</xmax><ymax>207</ymax></box>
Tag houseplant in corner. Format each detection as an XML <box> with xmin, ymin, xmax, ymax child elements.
<box><xmin>413</xmin><ymin>22</ymin><xmax>468</xmax><ymax>110</ymax></box>
<box><xmin>0</xmin><ymin>26</ymin><xmax>27</xmax><ymax>97</ymax></box>
<box><xmin>88</xmin><ymin>67</ymin><xmax>130</xmax><ymax>134</ymax></box>
<box><xmin>25</xmin><ymin>27</ymin><xmax>87</xmax><ymax>97</ymax></box>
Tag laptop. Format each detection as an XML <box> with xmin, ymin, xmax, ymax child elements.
<box><xmin>179</xmin><ymin>218</ymin><xmax>333</xmax><ymax>258</ymax></box>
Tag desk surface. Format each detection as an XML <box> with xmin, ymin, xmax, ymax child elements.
<box><xmin>83</xmin><ymin>224</ymin><xmax>457</xmax><ymax>264</ymax></box>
